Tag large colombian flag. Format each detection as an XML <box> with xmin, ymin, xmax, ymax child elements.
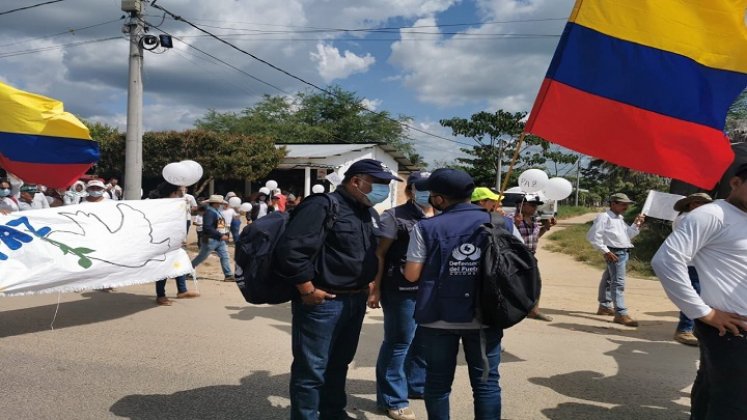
<box><xmin>0</xmin><ymin>82</ymin><xmax>99</xmax><ymax>188</ymax></box>
<box><xmin>525</xmin><ymin>0</ymin><xmax>747</xmax><ymax>189</ymax></box>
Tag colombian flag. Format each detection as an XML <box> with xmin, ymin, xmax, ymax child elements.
<box><xmin>0</xmin><ymin>82</ymin><xmax>99</xmax><ymax>188</ymax></box>
<box><xmin>525</xmin><ymin>0</ymin><xmax>747</xmax><ymax>189</ymax></box>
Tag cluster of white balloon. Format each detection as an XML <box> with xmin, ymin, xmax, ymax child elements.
<box><xmin>162</xmin><ymin>160</ymin><xmax>203</xmax><ymax>187</ymax></box>
<box><xmin>514</xmin><ymin>168</ymin><xmax>573</xmax><ymax>201</ymax></box>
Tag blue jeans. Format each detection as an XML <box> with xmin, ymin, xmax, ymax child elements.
<box><xmin>155</xmin><ymin>276</ymin><xmax>187</xmax><ymax>297</ymax></box>
<box><xmin>290</xmin><ymin>292</ymin><xmax>368</xmax><ymax>420</ymax></box>
<box><xmin>376</xmin><ymin>290</ymin><xmax>426</xmax><ymax>409</ymax></box>
<box><xmin>598</xmin><ymin>249</ymin><xmax>629</xmax><ymax>315</ymax></box>
<box><xmin>420</xmin><ymin>326</ymin><xmax>503</xmax><ymax>420</ymax></box>
<box><xmin>191</xmin><ymin>238</ymin><xmax>233</xmax><ymax>277</ymax></box>
<box><xmin>230</xmin><ymin>219</ymin><xmax>241</xmax><ymax>243</ymax></box>
<box><xmin>676</xmin><ymin>266</ymin><xmax>702</xmax><ymax>333</ymax></box>
<box><xmin>691</xmin><ymin>321</ymin><xmax>747</xmax><ymax>419</ymax></box>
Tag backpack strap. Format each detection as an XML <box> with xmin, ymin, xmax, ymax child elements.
<box><xmin>323</xmin><ymin>193</ymin><xmax>339</xmax><ymax>230</ymax></box>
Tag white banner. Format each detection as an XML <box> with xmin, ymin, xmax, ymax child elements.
<box><xmin>0</xmin><ymin>199</ymin><xmax>193</xmax><ymax>296</ymax></box>
<box><xmin>641</xmin><ymin>190</ymin><xmax>685</xmax><ymax>221</ymax></box>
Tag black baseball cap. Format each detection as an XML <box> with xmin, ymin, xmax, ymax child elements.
<box><xmin>412</xmin><ymin>168</ymin><xmax>475</xmax><ymax>199</ymax></box>
<box><xmin>407</xmin><ymin>171</ymin><xmax>431</xmax><ymax>185</ymax></box>
<box><xmin>345</xmin><ymin>159</ymin><xmax>403</xmax><ymax>182</ymax></box>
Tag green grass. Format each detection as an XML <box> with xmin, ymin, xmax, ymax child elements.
<box><xmin>555</xmin><ymin>205</ymin><xmax>597</xmax><ymax>220</ymax></box>
<box><xmin>544</xmin><ymin>221</ymin><xmax>662</xmax><ymax>278</ymax></box>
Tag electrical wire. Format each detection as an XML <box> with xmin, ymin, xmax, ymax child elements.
<box><xmin>0</xmin><ymin>36</ymin><xmax>120</xmax><ymax>59</ymax></box>
<box><xmin>0</xmin><ymin>0</ymin><xmax>64</xmax><ymax>17</ymax></box>
<box><xmin>0</xmin><ymin>17</ymin><xmax>124</xmax><ymax>50</ymax></box>
<box><xmin>150</xmin><ymin>1</ymin><xmax>476</xmax><ymax>148</ymax></box>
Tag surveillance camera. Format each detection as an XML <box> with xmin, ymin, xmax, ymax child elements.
<box><xmin>140</xmin><ymin>34</ymin><xmax>159</xmax><ymax>50</ymax></box>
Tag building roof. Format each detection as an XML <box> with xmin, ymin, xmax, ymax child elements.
<box><xmin>276</xmin><ymin>143</ymin><xmax>421</xmax><ymax>173</ymax></box>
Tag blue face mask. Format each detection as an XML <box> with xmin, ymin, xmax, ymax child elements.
<box><xmin>364</xmin><ymin>183</ymin><xmax>390</xmax><ymax>206</ymax></box>
<box><xmin>0</xmin><ymin>188</ymin><xmax>10</xmax><ymax>197</ymax></box>
<box><xmin>414</xmin><ymin>190</ymin><xmax>431</xmax><ymax>207</ymax></box>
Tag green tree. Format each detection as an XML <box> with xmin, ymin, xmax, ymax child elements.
<box><xmin>727</xmin><ymin>90</ymin><xmax>747</xmax><ymax>143</ymax></box>
<box><xmin>580</xmin><ymin>159</ymin><xmax>669</xmax><ymax>204</ymax></box>
<box><xmin>95</xmin><ymin>129</ymin><xmax>285</xmax><ymax>193</ymax></box>
<box><xmin>195</xmin><ymin>86</ymin><xmax>422</xmax><ymax>165</ymax></box>
<box><xmin>440</xmin><ymin>110</ymin><xmax>577</xmax><ymax>189</ymax></box>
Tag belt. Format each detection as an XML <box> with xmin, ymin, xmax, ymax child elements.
<box><xmin>320</xmin><ymin>287</ymin><xmax>369</xmax><ymax>295</ymax></box>
<box><xmin>608</xmin><ymin>247</ymin><xmax>631</xmax><ymax>252</ymax></box>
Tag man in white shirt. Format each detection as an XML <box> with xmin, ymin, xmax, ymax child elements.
<box><xmin>105</xmin><ymin>178</ymin><xmax>123</xmax><ymax>201</ymax></box>
<box><xmin>586</xmin><ymin>193</ymin><xmax>645</xmax><ymax>327</ymax></box>
<box><xmin>180</xmin><ymin>186</ymin><xmax>198</xmax><ymax>233</ymax></box>
<box><xmin>652</xmin><ymin>164</ymin><xmax>747</xmax><ymax>420</ymax></box>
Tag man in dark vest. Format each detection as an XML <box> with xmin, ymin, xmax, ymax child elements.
<box><xmin>369</xmin><ymin>171</ymin><xmax>434</xmax><ymax>420</ymax></box>
<box><xmin>404</xmin><ymin>168</ymin><xmax>503</xmax><ymax>420</ymax></box>
<box><xmin>275</xmin><ymin>158</ymin><xmax>402</xmax><ymax>420</ymax></box>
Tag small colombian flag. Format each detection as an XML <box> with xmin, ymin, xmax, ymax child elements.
<box><xmin>0</xmin><ymin>81</ymin><xmax>100</xmax><ymax>188</ymax></box>
<box><xmin>525</xmin><ymin>0</ymin><xmax>747</xmax><ymax>189</ymax></box>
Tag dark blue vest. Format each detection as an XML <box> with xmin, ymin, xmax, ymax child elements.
<box><xmin>383</xmin><ymin>201</ymin><xmax>425</xmax><ymax>293</ymax></box>
<box><xmin>414</xmin><ymin>203</ymin><xmax>490</xmax><ymax>324</ymax></box>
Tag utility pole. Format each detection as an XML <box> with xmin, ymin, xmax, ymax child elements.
<box><xmin>122</xmin><ymin>0</ymin><xmax>144</xmax><ymax>200</ymax></box>
<box><xmin>575</xmin><ymin>156</ymin><xmax>581</xmax><ymax>206</ymax></box>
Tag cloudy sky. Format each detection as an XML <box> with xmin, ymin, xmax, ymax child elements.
<box><xmin>0</xmin><ymin>0</ymin><xmax>576</xmax><ymax>166</ymax></box>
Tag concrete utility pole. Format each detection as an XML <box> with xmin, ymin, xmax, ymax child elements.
<box><xmin>575</xmin><ymin>156</ymin><xmax>581</xmax><ymax>206</ymax></box>
<box><xmin>122</xmin><ymin>0</ymin><xmax>144</xmax><ymax>200</ymax></box>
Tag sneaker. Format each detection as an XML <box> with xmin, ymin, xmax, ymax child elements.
<box><xmin>386</xmin><ymin>407</ymin><xmax>416</xmax><ymax>420</ymax></box>
<box><xmin>223</xmin><ymin>275</ymin><xmax>235</xmax><ymax>282</ymax></box>
<box><xmin>156</xmin><ymin>297</ymin><xmax>172</xmax><ymax>306</ymax></box>
<box><xmin>613</xmin><ymin>314</ymin><xmax>639</xmax><ymax>327</ymax></box>
<box><xmin>674</xmin><ymin>331</ymin><xmax>699</xmax><ymax>346</ymax></box>
<box><xmin>596</xmin><ymin>306</ymin><xmax>615</xmax><ymax>316</ymax></box>
<box><xmin>408</xmin><ymin>394</ymin><xmax>424</xmax><ymax>400</ymax></box>
<box><xmin>176</xmin><ymin>291</ymin><xmax>200</xmax><ymax>299</ymax></box>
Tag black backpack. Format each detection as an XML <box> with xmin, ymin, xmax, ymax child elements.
<box><xmin>234</xmin><ymin>193</ymin><xmax>338</xmax><ymax>304</ymax></box>
<box><xmin>476</xmin><ymin>212</ymin><xmax>541</xmax><ymax>328</ymax></box>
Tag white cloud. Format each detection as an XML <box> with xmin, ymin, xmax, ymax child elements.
<box><xmin>389</xmin><ymin>0</ymin><xmax>575</xmax><ymax>111</ymax></box>
<box><xmin>310</xmin><ymin>43</ymin><xmax>376</xmax><ymax>82</ymax></box>
<box><xmin>360</xmin><ymin>98</ymin><xmax>382</xmax><ymax>111</ymax></box>
<box><xmin>407</xmin><ymin>120</ymin><xmax>471</xmax><ymax>167</ymax></box>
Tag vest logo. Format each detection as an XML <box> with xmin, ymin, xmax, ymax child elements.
<box><xmin>451</xmin><ymin>243</ymin><xmax>481</xmax><ymax>261</ymax></box>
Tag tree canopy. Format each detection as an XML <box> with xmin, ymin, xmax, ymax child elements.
<box><xmin>439</xmin><ymin>110</ymin><xmax>577</xmax><ymax>189</ymax></box>
<box><xmin>195</xmin><ymin>86</ymin><xmax>424</xmax><ymax>166</ymax></box>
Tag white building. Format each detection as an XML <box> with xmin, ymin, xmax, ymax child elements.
<box><xmin>272</xmin><ymin>143</ymin><xmax>419</xmax><ymax>211</ymax></box>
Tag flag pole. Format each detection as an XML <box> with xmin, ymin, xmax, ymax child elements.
<box><xmin>500</xmin><ymin>131</ymin><xmax>527</xmax><ymax>194</ymax></box>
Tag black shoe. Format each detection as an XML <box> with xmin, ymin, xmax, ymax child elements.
<box><xmin>408</xmin><ymin>394</ymin><xmax>424</xmax><ymax>400</ymax></box>
<box><xmin>223</xmin><ymin>275</ymin><xmax>236</xmax><ymax>282</ymax></box>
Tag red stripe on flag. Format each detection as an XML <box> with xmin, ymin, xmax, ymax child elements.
<box><xmin>525</xmin><ymin>79</ymin><xmax>734</xmax><ymax>189</ymax></box>
<box><xmin>0</xmin><ymin>156</ymin><xmax>93</xmax><ymax>188</ymax></box>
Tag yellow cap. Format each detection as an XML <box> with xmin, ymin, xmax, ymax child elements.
<box><xmin>471</xmin><ymin>187</ymin><xmax>502</xmax><ymax>202</ymax></box>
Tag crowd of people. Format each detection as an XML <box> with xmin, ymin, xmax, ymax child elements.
<box><xmin>3</xmin><ymin>158</ymin><xmax>745</xmax><ymax>420</ymax></box>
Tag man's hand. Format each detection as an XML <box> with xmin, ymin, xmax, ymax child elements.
<box><xmin>301</xmin><ymin>288</ymin><xmax>336</xmax><ymax>305</ymax></box>
<box><xmin>604</xmin><ymin>252</ymin><xmax>619</xmax><ymax>263</ymax></box>
<box><xmin>220</xmin><ymin>234</ymin><xmax>229</xmax><ymax>241</ymax></box>
<box><xmin>513</xmin><ymin>212</ymin><xmax>523</xmax><ymax>225</ymax></box>
<box><xmin>634</xmin><ymin>214</ymin><xmax>646</xmax><ymax>227</ymax></box>
<box><xmin>367</xmin><ymin>283</ymin><xmax>381</xmax><ymax>309</ymax></box>
<box><xmin>699</xmin><ymin>309</ymin><xmax>747</xmax><ymax>336</ymax></box>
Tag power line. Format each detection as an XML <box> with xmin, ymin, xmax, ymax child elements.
<box><xmin>0</xmin><ymin>17</ymin><xmax>123</xmax><ymax>50</ymax></box>
<box><xmin>0</xmin><ymin>36</ymin><xmax>120</xmax><ymax>59</ymax></box>
<box><xmin>150</xmin><ymin>1</ymin><xmax>474</xmax><ymax>149</ymax></box>
<box><xmin>0</xmin><ymin>0</ymin><xmax>64</xmax><ymax>17</ymax></box>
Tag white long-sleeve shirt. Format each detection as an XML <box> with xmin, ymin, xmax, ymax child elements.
<box><xmin>652</xmin><ymin>200</ymin><xmax>747</xmax><ymax>319</ymax></box>
<box><xmin>586</xmin><ymin>210</ymin><xmax>640</xmax><ymax>253</ymax></box>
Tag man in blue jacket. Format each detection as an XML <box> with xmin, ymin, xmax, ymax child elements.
<box><xmin>404</xmin><ymin>168</ymin><xmax>502</xmax><ymax>420</ymax></box>
<box><xmin>275</xmin><ymin>159</ymin><xmax>402</xmax><ymax>420</ymax></box>
<box><xmin>191</xmin><ymin>195</ymin><xmax>234</xmax><ymax>281</ymax></box>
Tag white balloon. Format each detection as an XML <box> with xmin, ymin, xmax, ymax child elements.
<box><xmin>180</xmin><ymin>160</ymin><xmax>203</xmax><ymax>181</ymax></box>
<box><xmin>162</xmin><ymin>162</ymin><xmax>193</xmax><ymax>186</ymax></box>
<box><xmin>228</xmin><ymin>196</ymin><xmax>241</xmax><ymax>208</ymax></box>
<box><xmin>312</xmin><ymin>184</ymin><xmax>325</xmax><ymax>194</ymax></box>
<box><xmin>258</xmin><ymin>187</ymin><xmax>271</xmax><ymax>195</ymax></box>
<box><xmin>239</xmin><ymin>202</ymin><xmax>253</xmax><ymax>213</ymax></box>
<box><xmin>542</xmin><ymin>177</ymin><xmax>574</xmax><ymax>201</ymax></box>
<box><xmin>505</xmin><ymin>186</ymin><xmax>523</xmax><ymax>193</ymax></box>
<box><xmin>265</xmin><ymin>180</ymin><xmax>278</xmax><ymax>190</ymax></box>
<box><xmin>518</xmin><ymin>169</ymin><xmax>549</xmax><ymax>193</ymax></box>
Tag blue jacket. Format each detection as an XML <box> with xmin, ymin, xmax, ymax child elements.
<box><xmin>414</xmin><ymin>203</ymin><xmax>489</xmax><ymax>324</ymax></box>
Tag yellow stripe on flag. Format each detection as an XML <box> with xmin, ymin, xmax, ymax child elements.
<box><xmin>570</xmin><ymin>0</ymin><xmax>747</xmax><ymax>74</ymax></box>
<box><xmin>0</xmin><ymin>81</ymin><xmax>91</xmax><ymax>140</ymax></box>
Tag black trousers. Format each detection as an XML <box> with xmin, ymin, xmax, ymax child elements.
<box><xmin>691</xmin><ymin>320</ymin><xmax>747</xmax><ymax>419</ymax></box>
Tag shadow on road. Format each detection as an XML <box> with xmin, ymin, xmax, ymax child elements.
<box><xmin>0</xmin><ymin>291</ymin><xmax>155</xmax><ymax>338</ymax></box>
<box><xmin>531</xmin><ymin>338</ymin><xmax>693</xmax><ymax>420</ymax></box>
<box><xmin>110</xmin><ymin>370</ymin><xmax>378</xmax><ymax>420</ymax></box>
